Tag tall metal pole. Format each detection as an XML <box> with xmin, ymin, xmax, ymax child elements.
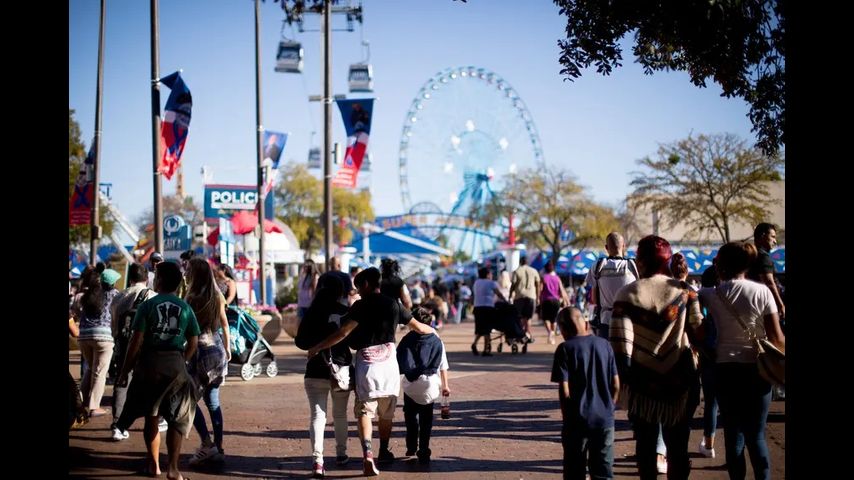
<box><xmin>323</xmin><ymin>0</ymin><xmax>333</xmax><ymax>267</ymax></box>
<box><xmin>150</xmin><ymin>0</ymin><xmax>164</xmax><ymax>253</ymax></box>
<box><xmin>89</xmin><ymin>0</ymin><xmax>106</xmax><ymax>265</ymax></box>
<box><xmin>254</xmin><ymin>0</ymin><xmax>267</xmax><ymax>305</ymax></box>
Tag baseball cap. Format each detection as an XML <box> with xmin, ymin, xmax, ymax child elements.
<box><xmin>101</xmin><ymin>269</ymin><xmax>121</xmax><ymax>286</ymax></box>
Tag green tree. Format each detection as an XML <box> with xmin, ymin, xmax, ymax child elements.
<box><xmin>135</xmin><ymin>194</ymin><xmax>205</xmax><ymax>246</ymax></box>
<box><xmin>629</xmin><ymin>132</ymin><xmax>783</xmax><ymax>243</ymax></box>
<box><xmin>275</xmin><ymin>163</ymin><xmax>323</xmax><ymax>253</ymax></box>
<box><xmin>552</xmin><ymin>0</ymin><xmax>784</xmax><ymax>155</ymax></box>
<box><xmin>69</xmin><ymin>109</ymin><xmax>113</xmax><ymax>247</ymax></box>
<box><xmin>274</xmin><ymin>163</ymin><xmax>375</xmax><ymax>254</ymax></box>
<box><xmin>483</xmin><ymin>167</ymin><xmax>618</xmax><ymax>266</ymax></box>
<box><xmin>332</xmin><ymin>187</ymin><xmax>375</xmax><ymax>246</ymax></box>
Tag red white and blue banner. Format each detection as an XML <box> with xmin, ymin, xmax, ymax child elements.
<box><xmin>69</xmin><ymin>142</ymin><xmax>96</xmax><ymax>225</ymax></box>
<box><xmin>263</xmin><ymin>130</ymin><xmax>288</xmax><ymax>196</ymax></box>
<box><xmin>332</xmin><ymin>98</ymin><xmax>373</xmax><ymax>189</ymax></box>
<box><xmin>158</xmin><ymin>71</ymin><xmax>192</xmax><ymax>180</ymax></box>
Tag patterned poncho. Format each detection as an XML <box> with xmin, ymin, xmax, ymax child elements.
<box><xmin>610</xmin><ymin>275</ymin><xmax>702</xmax><ymax>426</ymax></box>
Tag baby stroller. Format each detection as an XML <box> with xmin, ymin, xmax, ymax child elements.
<box><xmin>491</xmin><ymin>302</ymin><xmax>531</xmax><ymax>354</ymax></box>
<box><xmin>226</xmin><ymin>306</ymin><xmax>278</xmax><ymax>381</ymax></box>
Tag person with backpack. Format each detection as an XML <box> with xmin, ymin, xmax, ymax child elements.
<box><xmin>109</xmin><ymin>263</ymin><xmax>157</xmax><ymax>441</ymax></box>
<box><xmin>295</xmin><ymin>275</ymin><xmax>353</xmax><ymax>478</ymax></box>
<box><xmin>585</xmin><ymin>232</ymin><xmax>639</xmax><ymax>341</ymax></box>
<box><xmin>396</xmin><ymin>306</ymin><xmax>451</xmax><ymax>464</ymax></box>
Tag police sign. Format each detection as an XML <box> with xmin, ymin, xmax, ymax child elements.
<box><xmin>204</xmin><ymin>184</ymin><xmax>274</xmax><ymax>221</ymax></box>
<box><xmin>163</xmin><ymin>215</ymin><xmax>191</xmax><ymax>253</ymax></box>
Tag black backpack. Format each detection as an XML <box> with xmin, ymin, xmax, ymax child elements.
<box><xmin>119</xmin><ymin>288</ymin><xmax>151</xmax><ymax>342</ymax></box>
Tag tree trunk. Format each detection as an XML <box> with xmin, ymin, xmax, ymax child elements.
<box><xmin>550</xmin><ymin>243</ymin><xmax>562</xmax><ymax>269</ymax></box>
<box><xmin>723</xmin><ymin>216</ymin><xmax>730</xmax><ymax>243</ymax></box>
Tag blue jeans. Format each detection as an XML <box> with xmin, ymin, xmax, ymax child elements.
<box><xmin>562</xmin><ymin>423</ymin><xmax>614</xmax><ymax>480</ymax></box>
<box><xmin>193</xmin><ymin>384</ymin><xmax>224</xmax><ymax>450</ymax></box>
<box><xmin>716</xmin><ymin>362</ymin><xmax>772</xmax><ymax>480</ymax></box>
<box><xmin>700</xmin><ymin>356</ymin><xmax>718</xmax><ymax>438</ymax></box>
<box><xmin>633</xmin><ymin>415</ymin><xmax>692</xmax><ymax>480</ymax></box>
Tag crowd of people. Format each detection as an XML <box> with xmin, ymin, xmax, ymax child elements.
<box><xmin>552</xmin><ymin>224</ymin><xmax>785</xmax><ymax>480</ymax></box>
<box><xmin>69</xmin><ymin>249</ymin><xmax>236</xmax><ymax>480</ymax></box>
<box><xmin>69</xmin><ymin>222</ymin><xmax>785</xmax><ymax>480</ymax></box>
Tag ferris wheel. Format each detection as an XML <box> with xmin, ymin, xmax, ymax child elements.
<box><xmin>398</xmin><ymin>66</ymin><xmax>546</xmax><ymax>256</ymax></box>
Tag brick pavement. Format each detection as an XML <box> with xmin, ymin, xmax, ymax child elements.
<box><xmin>69</xmin><ymin>320</ymin><xmax>784</xmax><ymax>479</ymax></box>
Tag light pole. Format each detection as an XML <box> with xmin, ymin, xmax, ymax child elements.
<box><xmin>150</xmin><ymin>0</ymin><xmax>164</xmax><ymax>254</ymax></box>
<box><xmin>89</xmin><ymin>0</ymin><xmax>106</xmax><ymax>265</ymax></box>
<box><xmin>254</xmin><ymin>0</ymin><xmax>268</xmax><ymax>305</ymax></box>
<box><xmin>322</xmin><ymin>0</ymin><xmax>332</xmax><ymax>267</ymax></box>
<box><xmin>279</xmin><ymin>0</ymin><xmax>363</xmax><ymax>267</ymax></box>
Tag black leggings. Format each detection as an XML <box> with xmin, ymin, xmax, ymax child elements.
<box><xmin>403</xmin><ymin>394</ymin><xmax>434</xmax><ymax>454</ymax></box>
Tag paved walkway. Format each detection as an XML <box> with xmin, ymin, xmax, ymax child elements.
<box><xmin>69</xmin><ymin>320</ymin><xmax>785</xmax><ymax>479</ymax></box>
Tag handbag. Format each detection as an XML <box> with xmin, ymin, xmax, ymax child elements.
<box><xmin>715</xmin><ymin>287</ymin><xmax>785</xmax><ymax>386</ymax></box>
<box><xmin>323</xmin><ymin>351</ymin><xmax>354</xmax><ymax>391</ymax></box>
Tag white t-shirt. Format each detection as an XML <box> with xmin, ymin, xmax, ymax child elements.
<box><xmin>699</xmin><ymin>279</ymin><xmax>778</xmax><ymax>364</ymax></box>
<box><xmin>355</xmin><ymin>342</ymin><xmax>400</xmax><ymax>400</ymax></box>
<box><xmin>584</xmin><ymin>257</ymin><xmax>638</xmax><ymax>325</ymax></box>
<box><xmin>402</xmin><ymin>343</ymin><xmax>449</xmax><ymax>405</ymax></box>
<box><xmin>473</xmin><ymin>279</ymin><xmax>500</xmax><ymax>307</ymax></box>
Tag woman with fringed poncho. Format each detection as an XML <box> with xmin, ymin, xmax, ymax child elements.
<box><xmin>610</xmin><ymin>235</ymin><xmax>705</xmax><ymax>480</ymax></box>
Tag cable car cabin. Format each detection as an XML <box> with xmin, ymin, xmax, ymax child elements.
<box><xmin>348</xmin><ymin>63</ymin><xmax>373</xmax><ymax>92</ymax></box>
<box><xmin>307</xmin><ymin>147</ymin><xmax>321</xmax><ymax>169</ymax></box>
<box><xmin>275</xmin><ymin>41</ymin><xmax>304</xmax><ymax>73</ymax></box>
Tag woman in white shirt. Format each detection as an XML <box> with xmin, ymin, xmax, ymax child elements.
<box><xmin>698</xmin><ymin>242</ymin><xmax>784</xmax><ymax>480</ymax></box>
<box><xmin>471</xmin><ymin>267</ymin><xmax>507</xmax><ymax>357</ymax></box>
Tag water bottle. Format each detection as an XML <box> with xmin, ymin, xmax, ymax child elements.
<box><xmin>440</xmin><ymin>394</ymin><xmax>450</xmax><ymax>419</ymax></box>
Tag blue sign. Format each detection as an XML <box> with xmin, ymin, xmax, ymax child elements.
<box><xmin>164</xmin><ymin>215</ymin><xmax>191</xmax><ymax>252</ymax></box>
<box><xmin>336</xmin><ymin>99</ymin><xmax>374</xmax><ymax>136</ymax></box>
<box><xmin>204</xmin><ymin>184</ymin><xmax>274</xmax><ymax>221</ymax></box>
<box><xmin>263</xmin><ymin>131</ymin><xmax>288</xmax><ymax>169</ymax></box>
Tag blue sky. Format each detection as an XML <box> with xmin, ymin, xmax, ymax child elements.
<box><xmin>70</xmin><ymin>0</ymin><xmax>754</xmax><ymax>230</ymax></box>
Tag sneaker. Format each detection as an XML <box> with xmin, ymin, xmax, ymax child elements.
<box><xmin>416</xmin><ymin>448</ymin><xmax>431</xmax><ymax>464</ymax></box>
<box><xmin>189</xmin><ymin>444</ymin><xmax>220</xmax><ymax>466</ymax></box>
<box><xmin>363</xmin><ymin>452</ymin><xmax>380</xmax><ymax>476</ymax></box>
<box><xmin>158</xmin><ymin>418</ymin><xmax>168</xmax><ymax>432</ymax></box>
<box><xmin>89</xmin><ymin>408</ymin><xmax>109</xmax><ymax>417</ymax></box>
<box><xmin>657</xmin><ymin>458</ymin><xmax>668</xmax><ymax>474</ymax></box>
<box><xmin>311</xmin><ymin>462</ymin><xmax>325</xmax><ymax>478</ymax></box>
<box><xmin>110</xmin><ymin>427</ymin><xmax>129</xmax><ymax>441</ymax></box>
<box><xmin>210</xmin><ymin>448</ymin><xmax>225</xmax><ymax>463</ymax></box>
<box><xmin>335</xmin><ymin>455</ymin><xmax>350</xmax><ymax>466</ymax></box>
<box><xmin>377</xmin><ymin>448</ymin><xmax>394</xmax><ymax>464</ymax></box>
<box><xmin>699</xmin><ymin>439</ymin><xmax>716</xmax><ymax>458</ymax></box>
